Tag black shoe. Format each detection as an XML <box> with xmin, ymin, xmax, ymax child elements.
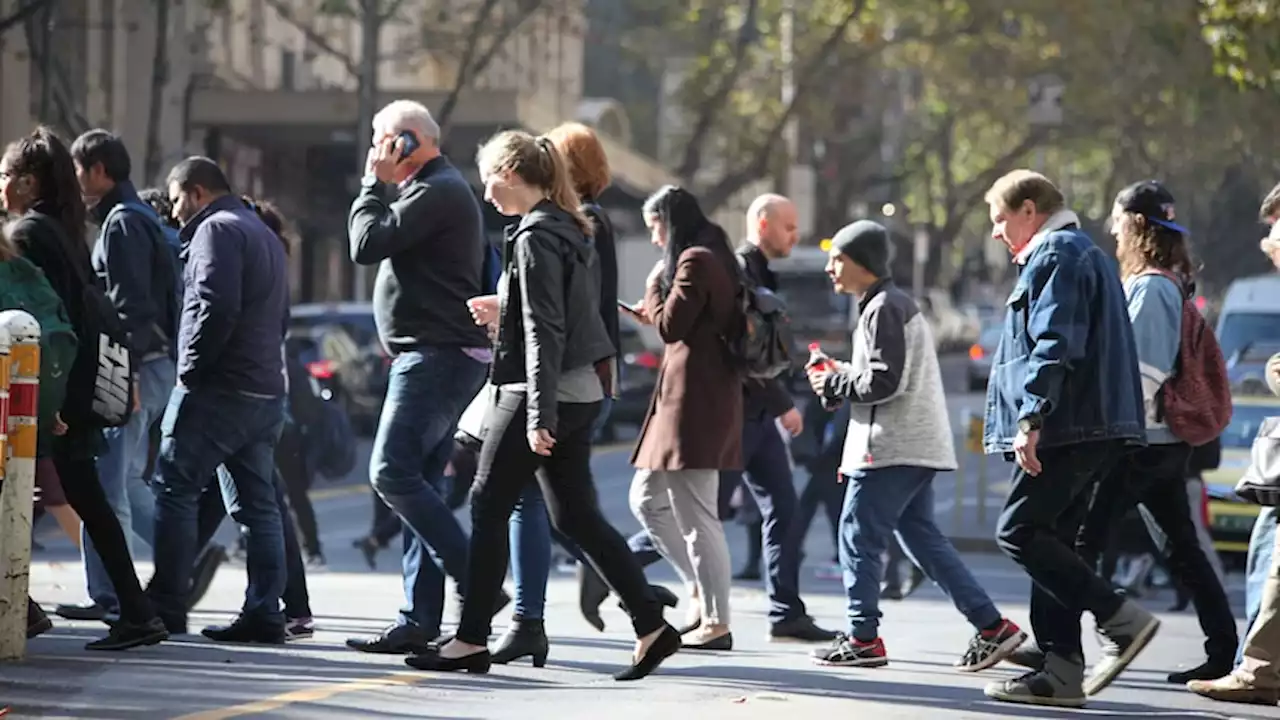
<box><xmin>27</xmin><ymin>600</ymin><xmax>53</xmax><ymax>639</ymax></box>
<box><xmin>682</xmin><ymin>632</ymin><xmax>733</xmax><ymax>651</ymax></box>
<box><xmin>769</xmin><ymin>616</ymin><xmax>839</xmax><ymax>643</ymax></box>
<box><xmin>85</xmin><ymin>617</ymin><xmax>168</xmax><ymax>651</ymax></box>
<box><xmin>352</xmin><ymin>536</ymin><xmax>380</xmax><ymax>570</ymax></box>
<box><xmin>187</xmin><ymin>544</ymin><xmax>227</xmax><ymax>611</ymax></box>
<box><xmin>614</xmin><ymin>624</ymin><xmax>680</xmax><ymax>681</ymax></box>
<box><xmin>201</xmin><ymin>615</ymin><xmax>286</xmax><ymax>645</ymax></box>
<box><xmin>880</xmin><ymin>584</ymin><xmax>904</xmax><ymax>600</ymax></box>
<box><xmin>55</xmin><ymin>602</ymin><xmax>109</xmax><ymax>621</ymax></box>
<box><xmin>577</xmin><ymin>563</ymin><xmax>609</xmax><ymax>632</ymax></box>
<box><xmin>405</xmin><ymin>647</ymin><xmax>492</xmax><ymax>673</ymax></box>
<box><xmin>1167</xmin><ymin>659</ymin><xmax>1234</xmax><ymax>684</ymax></box>
<box><xmin>346</xmin><ymin>623</ymin><xmax>436</xmax><ymax>654</ymax></box>
<box><xmin>616</xmin><ymin>584</ymin><xmax>681</xmax><ymax>615</ymax></box>
<box><xmin>733</xmin><ymin>566</ymin><xmax>761</xmax><ymax>581</ymax></box>
<box><xmin>491</xmin><ymin>617</ymin><xmax>549</xmax><ymax>667</ymax></box>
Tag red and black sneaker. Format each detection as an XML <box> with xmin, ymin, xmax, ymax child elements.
<box><xmin>955</xmin><ymin>618</ymin><xmax>1027</xmax><ymax>672</ymax></box>
<box><xmin>810</xmin><ymin>634</ymin><xmax>889</xmax><ymax>668</ymax></box>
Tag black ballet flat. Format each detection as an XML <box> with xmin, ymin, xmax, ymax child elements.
<box><xmin>404</xmin><ymin>647</ymin><xmax>492</xmax><ymax>674</ymax></box>
<box><xmin>614</xmin><ymin>624</ymin><xmax>680</xmax><ymax>681</ymax></box>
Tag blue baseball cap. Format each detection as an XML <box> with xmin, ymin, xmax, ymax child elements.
<box><xmin>1115</xmin><ymin>180</ymin><xmax>1188</xmax><ymax>234</ymax></box>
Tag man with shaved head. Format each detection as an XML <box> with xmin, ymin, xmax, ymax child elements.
<box><xmin>712</xmin><ymin>193</ymin><xmax>837</xmax><ymax>644</ymax></box>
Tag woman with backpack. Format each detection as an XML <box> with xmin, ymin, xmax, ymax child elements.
<box><xmin>405</xmin><ymin>130</ymin><xmax>678</xmax><ymax>680</ymax></box>
<box><xmin>627</xmin><ymin>185</ymin><xmax>744</xmax><ymax>651</ymax></box>
<box><xmin>1069</xmin><ymin>180</ymin><xmax>1236</xmax><ymax>687</ymax></box>
<box><xmin>0</xmin><ymin>126</ymin><xmax>167</xmax><ymax>650</ymax></box>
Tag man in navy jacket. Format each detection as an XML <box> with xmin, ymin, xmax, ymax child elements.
<box><xmin>147</xmin><ymin>156</ymin><xmax>291</xmax><ymax>643</ymax></box>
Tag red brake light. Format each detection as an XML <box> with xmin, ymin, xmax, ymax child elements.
<box><xmin>307</xmin><ymin>360</ymin><xmax>336</xmax><ymax>379</ymax></box>
<box><xmin>1194</xmin><ymin>296</ymin><xmax>1207</xmax><ymax>311</ymax></box>
<box><xmin>968</xmin><ymin>344</ymin><xmax>984</xmax><ymax>361</ymax></box>
<box><xmin>630</xmin><ymin>351</ymin><xmax>660</xmax><ymax>369</ymax></box>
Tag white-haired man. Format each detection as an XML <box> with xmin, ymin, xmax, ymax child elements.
<box><xmin>346</xmin><ymin>99</ymin><xmax>504</xmax><ymax>654</ymax></box>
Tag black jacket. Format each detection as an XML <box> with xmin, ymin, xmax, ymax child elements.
<box><xmin>90</xmin><ymin>180</ymin><xmax>177</xmax><ymax>361</ymax></box>
<box><xmin>348</xmin><ymin>155</ymin><xmax>491</xmax><ymax>353</ymax></box>
<box><xmin>9</xmin><ymin>205</ymin><xmax>102</xmax><ymax>457</ymax></box>
<box><xmin>738</xmin><ymin>244</ymin><xmax>795</xmax><ymax>419</ymax></box>
<box><xmin>176</xmin><ymin>194</ymin><xmax>289</xmax><ymax>396</ymax></box>
<box><xmin>583</xmin><ymin>199</ymin><xmax>619</xmax><ymax>353</ymax></box>
<box><xmin>491</xmin><ymin>201</ymin><xmax>616</xmax><ymax>433</ymax></box>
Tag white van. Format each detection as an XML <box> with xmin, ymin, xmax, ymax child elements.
<box><xmin>1216</xmin><ymin>275</ymin><xmax>1280</xmax><ymax>360</ymax></box>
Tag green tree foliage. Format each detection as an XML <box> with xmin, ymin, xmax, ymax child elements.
<box><xmin>634</xmin><ymin>0</ymin><xmax>1280</xmax><ymax>291</ymax></box>
<box><xmin>1198</xmin><ymin>0</ymin><xmax>1280</xmax><ymax>88</ymax></box>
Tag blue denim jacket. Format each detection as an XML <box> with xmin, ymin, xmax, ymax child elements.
<box><xmin>983</xmin><ymin>220</ymin><xmax>1145</xmax><ymax>454</ymax></box>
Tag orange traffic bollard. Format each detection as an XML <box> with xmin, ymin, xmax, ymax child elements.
<box><xmin>0</xmin><ymin>310</ymin><xmax>41</xmax><ymax>661</ymax></box>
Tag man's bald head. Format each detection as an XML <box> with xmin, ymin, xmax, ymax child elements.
<box><xmin>746</xmin><ymin>193</ymin><xmax>799</xmax><ymax>259</ymax></box>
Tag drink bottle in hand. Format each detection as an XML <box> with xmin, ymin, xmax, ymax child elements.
<box><xmin>807</xmin><ymin>343</ymin><xmax>839</xmax><ymax>411</ymax></box>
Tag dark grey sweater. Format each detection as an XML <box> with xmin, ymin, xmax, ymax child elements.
<box><xmin>348</xmin><ymin>155</ymin><xmax>491</xmax><ymax>353</ymax></box>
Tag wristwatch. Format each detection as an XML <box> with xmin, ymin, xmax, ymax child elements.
<box><xmin>1017</xmin><ymin>414</ymin><xmax>1043</xmax><ymax>434</ymax></box>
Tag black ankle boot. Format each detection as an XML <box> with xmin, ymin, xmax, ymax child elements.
<box><xmin>491</xmin><ymin>617</ymin><xmax>549</xmax><ymax>667</ymax></box>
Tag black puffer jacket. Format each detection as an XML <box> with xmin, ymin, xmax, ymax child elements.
<box><xmin>491</xmin><ymin>201</ymin><xmax>616</xmax><ymax>433</ymax></box>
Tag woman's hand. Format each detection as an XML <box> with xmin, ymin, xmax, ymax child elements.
<box><xmin>466</xmin><ymin>295</ymin><xmax>500</xmax><ymax>328</ymax></box>
<box><xmin>52</xmin><ymin>412</ymin><xmax>68</xmax><ymax>436</ymax></box>
<box><xmin>528</xmin><ymin>428</ymin><xmax>556</xmax><ymax>456</ymax></box>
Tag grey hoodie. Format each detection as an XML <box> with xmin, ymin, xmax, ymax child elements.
<box><xmin>821</xmin><ymin>279</ymin><xmax>957</xmax><ymax>474</ymax></box>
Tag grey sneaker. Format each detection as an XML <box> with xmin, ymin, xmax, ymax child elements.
<box><xmin>984</xmin><ymin>651</ymin><xmax>1086</xmax><ymax>707</ymax></box>
<box><xmin>1083</xmin><ymin>600</ymin><xmax>1160</xmax><ymax>696</ymax></box>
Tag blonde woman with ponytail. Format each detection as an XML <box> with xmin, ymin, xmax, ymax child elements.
<box><xmin>406</xmin><ymin>131</ymin><xmax>680</xmax><ymax>680</ymax></box>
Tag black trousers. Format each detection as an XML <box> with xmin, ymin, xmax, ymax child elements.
<box><xmin>995</xmin><ymin>441</ymin><xmax>1126</xmax><ymax>659</ymax></box>
<box><xmin>457</xmin><ymin>388</ymin><xmax>663</xmax><ymax>645</ymax></box>
<box><xmin>794</xmin><ymin>458</ymin><xmax>843</xmax><ymax>559</ymax></box>
<box><xmin>52</xmin><ymin>451</ymin><xmax>153</xmax><ymax>624</ymax></box>
<box><xmin>1076</xmin><ymin>442</ymin><xmax>1238</xmax><ymax>663</ymax></box>
<box><xmin>194</xmin><ymin>467</ymin><xmax>313</xmax><ymax>620</ymax></box>
<box><xmin>276</xmin><ymin>423</ymin><xmax>321</xmax><ymax>557</ymax></box>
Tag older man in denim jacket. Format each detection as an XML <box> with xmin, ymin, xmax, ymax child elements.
<box><xmin>979</xmin><ymin>170</ymin><xmax>1154</xmax><ymax>709</ymax></box>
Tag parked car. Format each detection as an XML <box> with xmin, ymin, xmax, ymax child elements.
<box><xmin>288</xmin><ymin>302</ymin><xmax>388</xmax><ymax>436</ymax></box>
<box><xmin>1227</xmin><ymin>340</ymin><xmax>1280</xmax><ymax>395</ymax></box>
<box><xmin>1204</xmin><ymin>395</ymin><xmax>1279</xmax><ymax>567</ymax></box>
<box><xmin>965</xmin><ymin>323</ymin><xmax>1002</xmax><ymax>392</ymax></box>
<box><xmin>598</xmin><ymin>314</ymin><xmax>661</xmax><ymax>442</ymax></box>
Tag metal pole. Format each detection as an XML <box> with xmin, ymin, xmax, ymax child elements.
<box><xmin>0</xmin><ymin>311</ymin><xmax>41</xmax><ymax>661</ymax></box>
<box><xmin>953</xmin><ymin>409</ymin><xmax>968</xmax><ymax>531</ymax></box>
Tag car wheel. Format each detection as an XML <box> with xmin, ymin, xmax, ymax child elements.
<box><xmin>967</xmin><ymin>375</ymin><xmax>986</xmax><ymax>393</ymax></box>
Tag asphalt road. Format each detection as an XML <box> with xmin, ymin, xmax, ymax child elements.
<box><xmin>7</xmin><ymin>481</ymin><xmax>1268</xmax><ymax>719</ymax></box>
<box><xmin>16</xmin><ymin>353</ymin><xmax>1230</xmax><ymax>719</ymax></box>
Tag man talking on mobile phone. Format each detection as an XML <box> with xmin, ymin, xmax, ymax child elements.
<box><xmin>346</xmin><ymin>100</ymin><xmax>505</xmax><ymax>654</ymax></box>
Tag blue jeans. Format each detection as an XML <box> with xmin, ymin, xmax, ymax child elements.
<box><xmin>149</xmin><ymin>386</ymin><xmax>287</xmax><ymax>628</ymax></box>
<box><xmin>1239</xmin><ymin>506</ymin><xmax>1279</xmax><ymax>665</ymax></box>
<box><xmin>369</xmin><ymin>348</ymin><xmax>485</xmax><ymax>634</ymax></box>
<box><xmin>85</xmin><ymin>357</ymin><xmax>175</xmax><ymax>611</ymax></box>
<box><xmin>841</xmin><ymin>465</ymin><xmax>1001</xmax><ymax>640</ymax></box>
<box><xmin>718</xmin><ymin>414</ymin><xmax>806</xmax><ymax>624</ymax></box>
<box><xmin>506</xmin><ymin>396</ymin><xmax>613</xmax><ymax>619</ymax></box>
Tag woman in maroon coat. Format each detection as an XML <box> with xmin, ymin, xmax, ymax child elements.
<box><xmin>629</xmin><ymin>185</ymin><xmax>743</xmax><ymax>650</ymax></box>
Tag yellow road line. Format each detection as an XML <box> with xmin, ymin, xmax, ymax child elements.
<box><xmin>172</xmin><ymin>672</ymin><xmax>422</xmax><ymax>720</ymax></box>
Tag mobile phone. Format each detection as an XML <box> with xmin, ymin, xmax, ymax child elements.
<box><xmin>396</xmin><ymin>130</ymin><xmax>420</xmax><ymax>161</ymax></box>
<box><xmin>617</xmin><ymin>299</ymin><xmax>642</xmax><ymax>318</ymax></box>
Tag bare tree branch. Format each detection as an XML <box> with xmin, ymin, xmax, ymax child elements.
<box><xmin>935</xmin><ymin>128</ymin><xmax>1049</xmax><ymax>242</ymax></box>
<box><xmin>263</xmin><ymin>0</ymin><xmax>359</xmax><ymax>77</ymax></box>
<box><xmin>699</xmin><ymin>8</ymin><xmax>983</xmax><ymax>212</ymax></box>
<box><xmin>377</xmin><ymin>0</ymin><xmax>409</xmax><ymax>24</ymax></box>
<box><xmin>699</xmin><ymin>0</ymin><xmax>870</xmax><ymax>211</ymax></box>
<box><xmin>674</xmin><ymin>0</ymin><xmax>760</xmax><ymax>180</ymax></box>
<box><xmin>436</xmin><ymin>0</ymin><xmax>547</xmax><ymax>134</ymax></box>
<box><xmin>0</xmin><ymin>0</ymin><xmax>47</xmax><ymax>35</ymax></box>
